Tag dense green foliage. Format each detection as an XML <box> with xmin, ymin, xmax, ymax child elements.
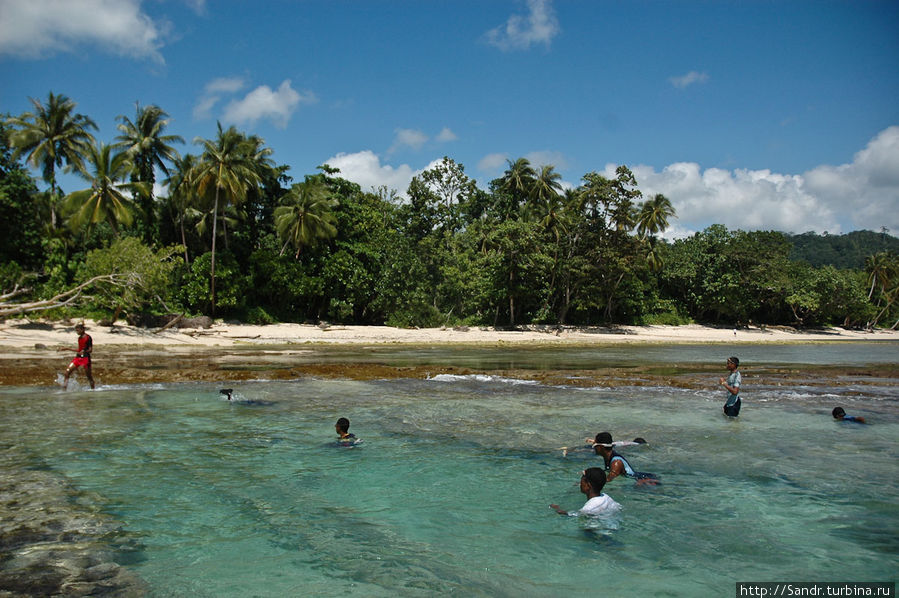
<box><xmin>2</xmin><ymin>93</ymin><xmax>898</xmax><ymax>330</ymax></box>
<box><xmin>787</xmin><ymin>230</ymin><xmax>899</xmax><ymax>269</ymax></box>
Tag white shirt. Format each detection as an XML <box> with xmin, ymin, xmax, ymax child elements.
<box><xmin>574</xmin><ymin>493</ymin><xmax>621</xmax><ymax>516</ymax></box>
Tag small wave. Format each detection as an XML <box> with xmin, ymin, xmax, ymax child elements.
<box><xmin>427</xmin><ymin>373</ymin><xmax>538</xmax><ymax>386</ymax></box>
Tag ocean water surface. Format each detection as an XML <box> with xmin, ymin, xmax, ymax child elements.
<box><xmin>1</xmin><ymin>343</ymin><xmax>896</xmax><ymax>596</ymax></box>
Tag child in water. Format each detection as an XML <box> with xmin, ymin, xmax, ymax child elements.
<box><xmin>832</xmin><ymin>407</ymin><xmax>866</xmax><ymax>424</ymax></box>
<box><xmin>550</xmin><ymin>467</ymin><xmax>621</xmax><ymax>516</ymax></box>
<box><xmin>335</xmin><ymin>417</ymin><xmax>362</xmax><ymax>446</ymax></box>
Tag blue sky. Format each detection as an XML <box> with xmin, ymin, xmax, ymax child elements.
<box><xmin>2</xmin><ymin>0</ymin><xmax>898</xmax><ymax>237</ymax></box>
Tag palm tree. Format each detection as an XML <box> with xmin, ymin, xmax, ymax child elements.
<box><xmin>496</xmin><ymin>157</ymin><xmax>536</xmax><ymax>219</ymax></box>
<box><xmin>528</xmin><ymin>165</ymin><xmax>565</xmax><ymax>234</ymax></box>
<box><xmin>192</xmin><ymin>123</ymin><xmax>264</xmax><ymax>313</ymax></box>
<box><xmin>162</xmin><ymin>153</ymin><xmax>199</xmax><ymax>264</ymax></box>
<box><xmin>115</xmin><ymin>103</ymin><xmax>184</xmax><ymax>244</ymax></box>
<box><xmin>61</xmin><ymin>142</ymin><xmax>147</xmax><ymax>235</ymax></box>
<box><xmin>274</xmin><ymin>180</ymin><xmax>338</xmax><ymax>258</ymax></box>
<box><xmin>637</xmin><ymin>193</ymin><xmax>675</xmax><ymax>239</ymax></box>
<box><xmin>6</xmin><ymin>92</ymin><xmax>97</xmax><ymax>228</ymax></box>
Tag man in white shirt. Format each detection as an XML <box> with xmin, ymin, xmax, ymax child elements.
<box><xmin>550</xmin><ymin>467</ymin><xmax>621</xmax><ymax>516</ymax></box>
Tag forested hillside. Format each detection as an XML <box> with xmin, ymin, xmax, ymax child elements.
<box><xmin>787</xmin><ymin>231</ymin><xmax>899</xmax><ymax>269</ymax></box>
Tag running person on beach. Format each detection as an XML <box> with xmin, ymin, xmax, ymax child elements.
<box><xmin>721</xmin><ymin>356</ymin><xmax>741</xmax><ymax>416</ymax></box>
<box><xmin>59</xmin><ymin>323</ymin><xmax>94</xmax><ymax>390</ymax></box>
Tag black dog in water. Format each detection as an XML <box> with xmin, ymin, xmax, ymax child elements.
<box><xmin>218</xmin><ymin>388</ymin><xmax>272</xmax><ymax>406</ymax></box>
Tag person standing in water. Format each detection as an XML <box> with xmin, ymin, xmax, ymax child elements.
<box><xmin>59</xmin><ymin>323</ymin><xmax>95</xmax><ymax>390</ymax></box>
<box><xmin>721</xmin><ymin>356</ymin><xmax>741</xmax><ymax>417</ymax></box>
<box><xmin>550</xmin><ymin>467</ymin><xmax>621</xmax><ymax>516</ymax></box>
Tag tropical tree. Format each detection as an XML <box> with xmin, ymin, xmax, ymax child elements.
<box><xmin>115</xmin><ymin>103</ymin><xmax>183</xmax><ymax>243</ymax></box>
<box><xmin>61</xmin><ymin>142</ymin><xmax>147</xmax><ymax>235</ymax></box>
<box><xmin>864</xmin><ymin>251</ymin><xmax>899</xmax><ymax>328</ymax></box>
<box><xmin>5</xmin><ymin>92</ymin><xmax>97</xmax><ymax>228</ymax></box>
<box><xmin>161</xmin><ymin>153</ymin><xmax>199</xmax><ymax>264</ymax></box>
<box><xmin>274</xmin><ymin>179</ymin><xmax>338</xmax><ymax>258</ymax></box>
<box><xmin>637</xmin><ymin>193</ymin><xmax>676</xmax><ymax>272</ymax></box>
<box><xmin>494</xmin><ymin>157</ymin><xmax>536</xmax><ymax>220</ymax></box>
<box><xmin>192</xmin><ymin>123</ymin><xmax>265</xmax><ymax>313</ymax></box>
<box><xmin>637</xmin><ymin>193</ymin><xmax>675</xmax><ymax>240</ymax></box>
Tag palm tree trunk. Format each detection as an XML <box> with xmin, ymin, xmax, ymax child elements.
<box><xmin>180</xmin><ymin>214</ymin><xmax>189</xmax><ymax>265</ymax></box>
<box><xmin>210</xmin><ymin>186</ymin><xmax>219</xmax><ymax>316</ymax></box>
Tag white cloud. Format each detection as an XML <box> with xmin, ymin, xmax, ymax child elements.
<box><xmin>193</xmin><ymin>77</ymin><xmax>245</xmax><ymax>120</ymax></box>
<box><xmin>436</xmin><ymin>127</ymin><xmax>458</xmax><ymax>142</ymax></box>
<box><xmin>321</xmin><ymin>151</ymin><xmax>421</xmax><ymax>198</ymax></box>
<box><xmin>525</xmin><ymin>150</ymin><xmax>568</xmax><ymax>170</ymax></box>
<box><xmin>478</xmin><ymin>152</ymin><xmax>509</xmax><ymax>173</ymax></box>
<box><xmin>669</xmin><ymin>70</ymin><xmax>709</xmax><ymax>89</ymax></box>
<box><xmin>485</xmin><ymin>0</ymin><xmax>560</xmax><ymax>51</ymax></box>
<box><xmin>221</xmin><ymin>80</ymin><xmax>316</xmax><ymax>129</ymax></box>
<box><xmin>803</xmin><ymin>125</ymin><xmax>899</xmax><ymax>233</ymax></box>
<box><xmin>389</xmin><ymin>128</ymin><xmax>429</xmax><ymax>153</ymax></box>
<box><xmin>0</xmin><ymin>0</ymin><xmax>166</xmax><ymax>61</ymax></box>
<box><xmin>627</xmin><ymin>126</ymin><xmax>899</xmax><ymax>238</ymax></box>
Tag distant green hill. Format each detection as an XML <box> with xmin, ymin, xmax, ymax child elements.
<box><xmin>787</xmin><ymin>230</ymin><xmax>899</xmax><ymax>269</ymax></box>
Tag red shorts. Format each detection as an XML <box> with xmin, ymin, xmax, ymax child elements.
<box><xmin>71</xmin><ymin>357</ymin><xmax>91</xmax><ymax>368</ymax></box>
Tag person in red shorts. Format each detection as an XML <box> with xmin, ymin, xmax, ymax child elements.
<box><xmin>59</xmin><ymin>323</ymin><xmax>95</xmax><ymax>389</ymax></box>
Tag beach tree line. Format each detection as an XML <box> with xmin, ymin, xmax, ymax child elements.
<box><xmin>2</xmin><ymin>92</ymin><xmax>898</xmax><ymax>330</ymax></box>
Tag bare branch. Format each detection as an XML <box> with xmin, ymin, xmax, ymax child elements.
<box><xmin>0</xmin><ymin>274</ymin><xmax>139</xmax><ymax>317</ymax></box>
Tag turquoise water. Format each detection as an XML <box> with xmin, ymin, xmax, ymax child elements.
<box><xmin>1</xmin><ymin>344</ymin><xmax>897</xmax><ymax>596</ymax></box>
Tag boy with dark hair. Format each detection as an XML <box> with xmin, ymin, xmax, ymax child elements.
<box><xmin>592</xmin><ymin>432</ymin><xmax>659</xmax><ymax>485</ymax></box>
<box><xmin>832</xmin><ymin>407</ymin><xmax>866</xmax><ymax>424</ymax></box>
<box><xmin>721</xmin><ymin>356</ymin><xmax>741</xmax><ymax>416</ymax></box>
<box><xmin>59</xmin><ymin>323</ymin><xmax>95</xmax><ymax>390</ymax></box>
<box><xmin>550</xmin><ymin>467</ymin><xmax>620</xmax><ymax>516</ymax></box>
<box><xmin>335</xmin><ymin>417</ymin><xmax>360</xmax><ymax>446</ymax></box>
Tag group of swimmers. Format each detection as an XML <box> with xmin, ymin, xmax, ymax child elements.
<box><xmin>550</xmin><ymin>356</ymin><xmax>868</xmax><ymax>518</ymax></box>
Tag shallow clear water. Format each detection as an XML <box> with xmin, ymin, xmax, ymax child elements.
<box><xmin>2</xmin><ymin>344</ymin><xmax>897</xmax><ymax>596</ymax></box>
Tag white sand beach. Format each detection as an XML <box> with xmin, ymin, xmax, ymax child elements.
<box><xmin>1</xmin><ymin>318</ymin><xmax>896</xmax><ymax>351</ymax></box>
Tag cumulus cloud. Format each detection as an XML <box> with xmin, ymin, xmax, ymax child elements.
<box><xmin>193</xmin><ymin>77</ymin><xmax>246</xmax><ymax>120</ymax></box>
<box><xmin>222</xmin><ymin>80</ymin><xmax>315</xmax><ymax>129</ymax></box>
<box><xmin>485</xmin><ymin>0</ymin><xmax>560</xmax><ymax>51</ymax></box>
<box><xmin>389</xmin><ymin>128</ymin><xmax>429</xmax><ymax>153</ymax></box>
<box><xmin>627</xmin><ymin>126</ymin><xmax>899</xmax><ymax>238</ymax></box>
<box><xmin>436</xmin><ymin>127</ymin><xmax>458</xmax><ymax>142</ymax></box>
<box><xmin>669</xmin><ymin>70</ymin><xmax>709</xmax><ymax>89</ymax></box>
<box><xmin>321</xmin><ymin>151</ymin><xmax>421</xmax><ymax>197</ymax></box>
<box><xmin>803</xmin><ymin>126</ymin><xmax>899</xmax><ymax>233</ymax></box>
<box><xmin>0</xmin><ymin>0</ymin><xmax>166</xmax><ymax>61</ymax></box>
<box><xmin>388</xmin><ymin>127</ymin><xmax>458</xmax><ymax>153</ymax></box>
<box><xmin>478</xmin><ymin>152</ymin><xmax>510</xmax><ymax>173</ymax></box>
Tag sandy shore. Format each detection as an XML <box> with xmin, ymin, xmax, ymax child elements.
<box><xmin>2</xmin><ymin>318</ymin><xmax>897</xmax><ymax>350</ymax></box>
<box><xmin>0</xmin><ymin>318</ymin><xmax>895</xmax><ymax>388</ymax></box>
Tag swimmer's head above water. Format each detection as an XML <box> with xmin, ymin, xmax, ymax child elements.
<box><xmin>219</xmin><ymin>388</ymin><xmax>233</xmax><ymax>400</ymax></box>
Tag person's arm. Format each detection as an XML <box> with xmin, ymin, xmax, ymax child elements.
<box><xmin>607</xmin><ymin>459</ymin><xmax>625</xmax><ymax>481</ymax></box>
<box><xmin>720</xmin><ymin>377</ymin><xmax>739</xmax><ymax>395</ymax></box>
<box><xmin>549</xmin><ymin>503</ymin><xmax>568</xmax><ymax>515</ymax></box>
<box><xmin>82</xmin><ymin>336</ymin><xmax>93</xmax><ymax>357</ymax></box>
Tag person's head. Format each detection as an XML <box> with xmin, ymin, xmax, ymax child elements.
<box><xmin>832</xmin><ymin>407</ymin><xmax>846</xmax><ymax>419</ymax></box>
<box><xmin>335</xmin><ymin>417</ymin><xmax>350</xmax><ymax>434</ymax></box>
<box><xmin>75</xmin><ymin>323</ymin><xmax>85</xmax><ymax>335</ymax></box>
<box><xmin>580</xmin><ymin>467</ymin><xmax>607</xmax><ymax>496</ymax></box>
<box><xmin>593</xmin><ymin>432</ymin><xmax>613</xmax><ymax>455</ymax></box>
<box><xmin>632</xmin><ymin>437</ymin><xmax>647</xmax><ymax>444</ymax></box>
<box><xmin>726</xmin><ymin>356</ymin><xmax>739</xmax><ymax>371</ymax></box>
